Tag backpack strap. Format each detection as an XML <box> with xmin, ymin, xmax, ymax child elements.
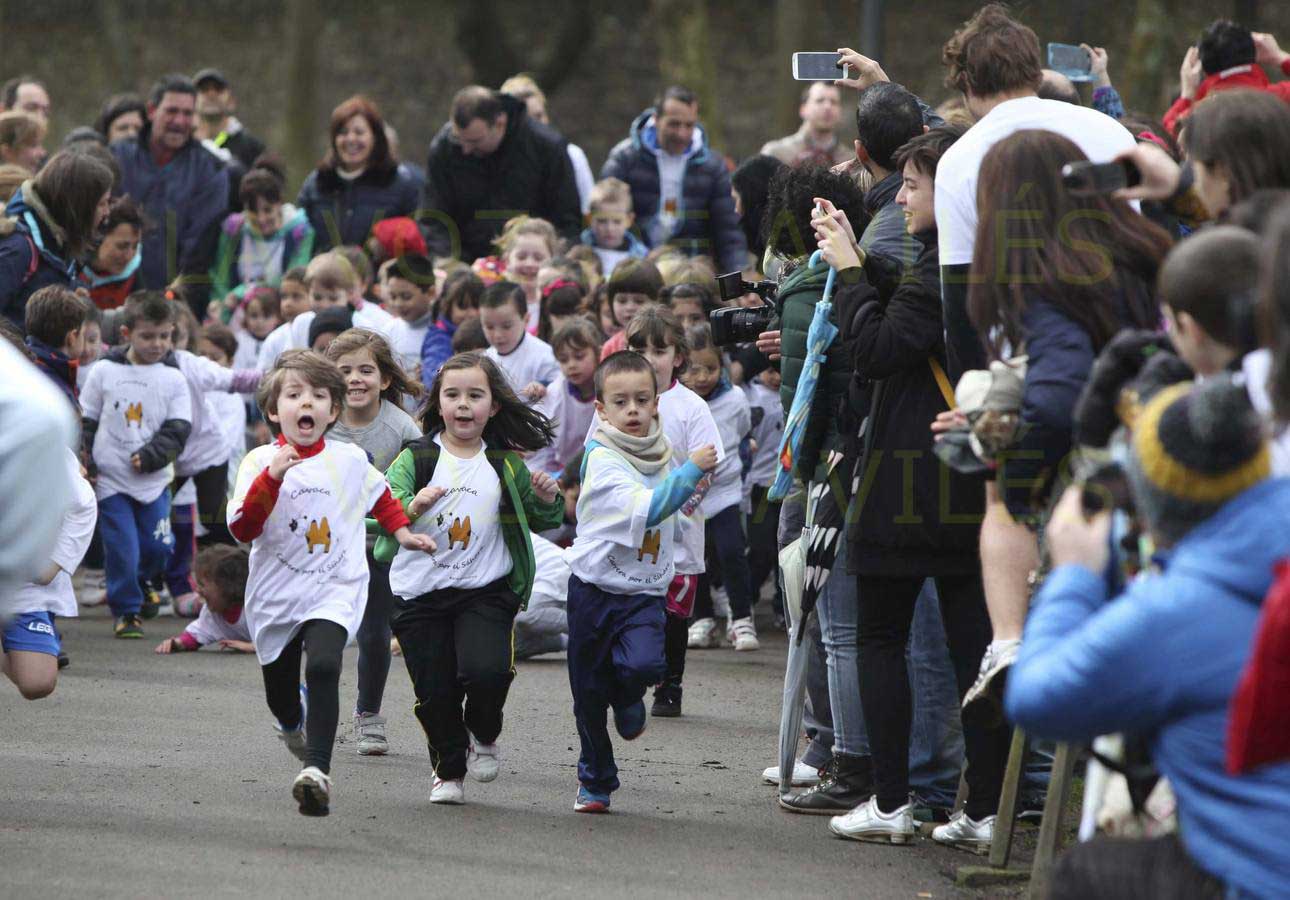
<box><xmin>406</xmin><ymin>434</ymin><xmax>442</xmax><ymax>491</ymax></box>
<box><xmin>20</xmin><ymin>233</ymin><xmax>38</xmax><ymax>285</ymax></box>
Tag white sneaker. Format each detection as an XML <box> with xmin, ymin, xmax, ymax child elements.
<box><xmin>430</xmin><ymin>776</ymin><xmax>465</xmax><ymax>805</ymax></box>
<box><xmin>274</xmin><ymin>685</ymin><xmax>309</xmax><ymax>763</ymax></box>
<box><xmin>466</xmin><ymin>732</ymin><xmax>500</xmax><ymax>782</ymax></box>
<box><xmin>355</xmin><ymin>712</ymin><xmax>389</xmax><ymax>756</ymax></box>
<box><xmin>729</xmin><ymin>616</ymin><xmax>760</xmax><ymax>651</ymax></box>
<box><xmin>963</xmin><ymin>640</ymin><xmax>1020</xmax><ymax>712</ymax></box>
<box><xmin>762</xmin><ymin>758</ymin><xmax>822</xmax><ymax>787</ymax></box>
<box><xmin>932</xmin><ymin>810</ymin><xmax>995</xmax><ymax>853</ymax></box>
<box><xmin>829</xmin><ymin>795</ymin><xmax>915</xmax><ymax>844</ymax></box>
<box><xmin>687</xmin><ymin>617</ymin><xmax>719</xmax><ymax>649</ymax></box>
<box><xmin>711</xmin><ymin>585</ymin><xmax>731</xmax><ymax>618</ymax></box>
<box><xmin>292</xmin><ymin>766</ymin><xmax>331</xmax><ymax>816</ymax></box>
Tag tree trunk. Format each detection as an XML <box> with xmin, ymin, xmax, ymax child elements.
<box><xmin>652</xmin><ymin>0</ymin><xmax>723</xmax><ymax>151</ymax></box>
<box><xmin>283</xmin><ymin>0</ymin><xmax>321</xmax><ymax>196</ymax></box>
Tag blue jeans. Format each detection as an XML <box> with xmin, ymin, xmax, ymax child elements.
<box><xmin>99</xmin><ymin>490</ymin><xmax>173</xmax><ymax>617</ymax></box>
<box><xmin>815</xmin><ymin>538</ymin><xmax>868</xmax><ymax>758</ymax></box>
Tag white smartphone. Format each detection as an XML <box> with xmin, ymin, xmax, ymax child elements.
<box><xmin>792</xmin><ymin>52</ymin><xmax>845</xmax><ymax>81</ymax></box>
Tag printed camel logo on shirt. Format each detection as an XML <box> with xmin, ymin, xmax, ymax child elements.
<box><xmin>124</xmin><ymin>401</ymin><xmax>143</xmax><ymax>426</ymax></box>
<box><xmin>638</xmin><ymin>529</ymin><xmax>661</xmax><ymax>564</ymax></box>
<box><xmin>448</xmin><ymin>516</ymin><xmax>471</xmax><ymax>550</ymax></box>
<box><xmin>305</xmin><ymin>517</ymin><xmax>331</xmax><ymax>554</ymax></box>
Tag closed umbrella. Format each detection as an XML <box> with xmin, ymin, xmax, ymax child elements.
<box><xmin>768</xmin><ymin>251</ymin><xmax>837</xmax><ymax>502</ymax></box>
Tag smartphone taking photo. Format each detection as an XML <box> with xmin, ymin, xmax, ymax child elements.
<box><xmin>1047</xmin><ymin>42</ymin><xmax>1093</xmax><ymax>82</ymax></box>
<box><xmin>793</xmin><ymin>52</ymin><xmax>845</xmax><ymax>81</ymax></box>
<box><xmin>1061</xmin><ymin>160</ymin><xmax>1143</xmax><ymax>196</ymax></box>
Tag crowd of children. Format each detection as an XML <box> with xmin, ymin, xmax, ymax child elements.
<box><xmin>6</xmin><ymin>172</ymin><xmax>793</xmax><ymax>819</ymax></box>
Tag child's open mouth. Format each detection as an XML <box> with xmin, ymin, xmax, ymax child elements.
<box><xmin>298</xmin><ymin>415</ymin><xmax>315</xmax><ymax>432</ymax></box>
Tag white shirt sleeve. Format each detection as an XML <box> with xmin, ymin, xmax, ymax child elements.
<box><xmin>50</xmin><ymin>449</ymin><xmax>97</xmax><ymax>575</ymax></box>
<box><xmin>934</xmin><ymin>154</ymin><xmax>977</xmax><ymax>268</ymax></box>
<box><xmin>179</xmin><ymin>350</ymin><xmax>235</xmax><ymax>393</ymax></box>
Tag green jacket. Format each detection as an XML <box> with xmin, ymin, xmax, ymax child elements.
<box><xmin>372</xmin><ymin>435</ymin><xmax>565</xmax><ymax>608</ymax></box>
<box><xmin>775</xmin><ymin>258</ymin><xmax>853</xmax><ymax>483</ymax></box>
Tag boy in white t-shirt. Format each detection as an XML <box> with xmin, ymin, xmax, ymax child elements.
<box><xmin>228</xmin><ymin>350</ymin><xmax>433</xmax><ymax>817</ymax></box>
<box><xmin>480</xmin><ymin>282</ymin><xmax>559</xmax><ymax>403</ymax></box>
<box><xmin>257</xmin><ymin>252</ymin><xmax>384</xmax><ymax>370</ymax></box>
<box><xmin>381</xmin><ymin>253</ymin><xmax>439</xmax><ymax>391</ymax></box>
<box><xmin>565</xmin><ymin>351</ymin><xmax>717</xmax><ymax>813</ymax></box>
<box><xmin>2</xmin><ymin>446</ymin><xmax>95</xmax><ymax>700</ymax></box>
<box><xmin>80</xmin><ymin>293</ymin><xmax>193</xmax><ymax>640</ymax></box>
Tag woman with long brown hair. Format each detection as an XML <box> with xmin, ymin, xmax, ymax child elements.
<box><xmin>296</xmin><ymin>95</ymin><xmax>420</xmax><ymax>253</ymax></box>
<box><xmin>962</xmin><ymin>128</ymin><xmax>1173</xmax><ymax>720</ymax></box>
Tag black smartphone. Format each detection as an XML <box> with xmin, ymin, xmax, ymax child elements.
<box><xmin>1061</xmin><ymin>160</ymin><xmax>1143</xmax><ymax>195</ymax></box>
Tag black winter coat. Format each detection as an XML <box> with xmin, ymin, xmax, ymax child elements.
<box><xmin>838</xmin><ymin>230</ymin><xmax>984</xmax><ymax>577</ymax></box>
<box><xmin>297</xmin><ymin>163</ymin><xmax>421</xmax><ymax>254</ymax></box>
<box><xmin>422</xmin><ymin>95</ymin><xmax>581</xmax><ymax>262</ymax></box>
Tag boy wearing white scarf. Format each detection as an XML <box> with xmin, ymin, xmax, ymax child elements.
<box><xmin>565</xmin><ymin>351</ymin><xmax>717</xmax><ymax>813</ymax></box>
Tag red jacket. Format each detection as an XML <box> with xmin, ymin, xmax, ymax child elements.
<box><xmin>1164</xmin><ymin>59</ymin><xmax>1290</xmax><ymax>136</ymax></box>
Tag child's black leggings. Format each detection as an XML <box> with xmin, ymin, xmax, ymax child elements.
<box><xmin>261</xmin><ymin>619</ymin><xmax>348</xmax><ymax>774</ymax></box>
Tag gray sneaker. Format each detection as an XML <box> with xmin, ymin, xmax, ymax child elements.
<box><xmin>355</xmin><ymin>712</ymin><xmax>389</xmax><ymax>756</ymax></box>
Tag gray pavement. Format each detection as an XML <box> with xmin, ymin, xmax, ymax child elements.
<box><xmin>1</xmin><ymin>607</ymin><xmax>978</xmax><ymax>899</ymax></box>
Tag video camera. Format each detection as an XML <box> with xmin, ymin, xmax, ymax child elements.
<box><xmin>709</xmin><ymin>271</ymin><xmax>777</xmax><ymax>346</ymax></box>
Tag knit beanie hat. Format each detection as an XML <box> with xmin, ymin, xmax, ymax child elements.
<box><xmin>307</xmin><ymin>307</ymin><xmax>353</xmax><ymax>349</ymax></box>
<box><xmin>1128</xmin><ymin>376</ymin><xmax>1270</xmax><ymax>545</ymax></box>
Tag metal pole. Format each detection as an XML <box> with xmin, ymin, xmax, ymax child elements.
<box><xmin>860</xmin><ymin>0</ymin><xmax>885</xmax><ymax>60</ymax></box>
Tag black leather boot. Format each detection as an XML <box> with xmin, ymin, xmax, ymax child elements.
<box><xmin>778</xmin><ymin>753</ymin><xmax>873</xmax><ymax>815</ymax></box>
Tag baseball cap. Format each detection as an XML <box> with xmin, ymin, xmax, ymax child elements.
<box><xmin>193</xmin><ymin>68</ymin><xmax>229</xmax><ymax>90</ymax></box>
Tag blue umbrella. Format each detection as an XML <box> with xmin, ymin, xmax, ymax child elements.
<box><xmin>769</xmin><ymin>251</ymin><xmax>837</xmax><ymax>501</ymax></box>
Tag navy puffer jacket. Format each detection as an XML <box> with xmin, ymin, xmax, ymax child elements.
<box><xmin>0</xmin><ymin>185</ymin><xmax>77</xmax><ymax>328</ymax></box>
<box><xmin>601</xmin><ymin>109</ymin><xmax>747</xmax><ymax>273</ymax></box>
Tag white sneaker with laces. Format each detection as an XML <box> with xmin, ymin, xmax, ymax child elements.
<box><xmin>932</xmin><ymin>810</ymin><xmax>995</xmax><ymax>852</ymax></box>
<box><xmin>466</xmin><ymin>732</ymin><xmax>500</xmax><ymax>782</ymax></box>
<box><xmin>355</xmin><ymin>712</ymin><xmax>389</xmax><ymax>756</ymax></box>
<box><xmin>829</xmin><ymin>795</ymin><xmax>915</xmax><ymax>844</ymax></box>
<box><xmin>762</xmin><ymin>759</ymin><xmax>822</xmax><ymax>787</ymax></box>
<box><xmin>687</xmin><ymin>617</ymin><xmax>719</xmax><ymax>649</ymax></box>
<box><xmin>963</xmin><ymin>640</ymin><xmax>1020</xmax><ymax>711</ymax></box>
<box><xmin>430</xmin><ymin>776</ymin><xmax>465</xmax><ymax>805</ymax></box>
<box><xmin>292</xmin><ymin>766</ymin><xmax>331</xmax><ymax>816</ymax></box>
<box><xmin>729</xmin><ymin>616</ymin><xmax>760</xmax><ymax>651</ymax></box>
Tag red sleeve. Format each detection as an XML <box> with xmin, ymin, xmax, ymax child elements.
<box><xmin>1272</xmin><ymin>82</ymin><xmax>1290</xmax><ymax>104</ymax></box>
<box><xmin>229</xmin><ymin>468</ymin><xmax>282</xmax><ymax>543</ymax></box>
<box><xmin>176</xmin><ymin>632</ymin><xmax>201</xmax><ymax>651</ymax></box>
<box><xmin>1281</xmin><ymin>57</ymin><xmax>1290</xmax><ymax>78</ymax></box>
<box><xmin>370</xmin><ymin>486</ymin><xmax>411</xmax><ymax>534</ymax></box>
<box><xmin>1162</xmin><ymin>96</ymin><xmax>1193</xmax><ymax>137</ymax></box>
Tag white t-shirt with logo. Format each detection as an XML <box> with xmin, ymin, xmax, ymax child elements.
<box><xmin>388</xmin><ymin>436</ymin><xmax>511</xmax><ymax>598</ymax></box>
<box><xmin>935</xmin><ymin>96</ymin><xmax>1136</xmax><ymax>267</ymax></box>
<box><xmin>230</xmin><ymin>439</ymin><xmax>390</xmax><ymax>664</ymax></box>
<box><xmin>80</xmin><ymin>356</ymin><xmax>193</xmax><ymax>503</ymax></box>
<box><xmin>567</xmin><ymin>443</ymin><xmax>678</xmax><ymax>596</ymax></box>
<box><xmin>183</xmin><ymin>603</ymin><xmax>253</xmax><ymax>646</ymax></box>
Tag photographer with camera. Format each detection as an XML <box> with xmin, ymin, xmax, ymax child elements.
<box><xmin>1006</xmin><ymin>377</ymin><xmax>1290</xmax><ymax>900</ymax></box>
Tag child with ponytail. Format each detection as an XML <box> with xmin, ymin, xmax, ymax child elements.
<box><xmin>376</xmin><ymin>352</ymin><xmax>565</xmax><ymax>805</ymax></box>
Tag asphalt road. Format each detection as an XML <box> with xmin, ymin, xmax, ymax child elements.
<box><xmin>1</xmin><ymin>607</ymin><xmax>981</xmax><ymax>899</ymax></box>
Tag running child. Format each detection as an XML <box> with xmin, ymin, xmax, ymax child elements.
<box><xmin>154</xmin><ymin>544</ymin><xmax>254</xmax><ymax>654</ymax></box>
<box><xmin>530</xmin><ymin>318</ymin><xmax>599</xmax><ymax>479</ymax></box>
<box><xmin>681</xmin><ymin>323</ymin><xmax>758</xmax><ymax>651</ymax></box>
<box><xmin>382</xmin><ymin>253</ymin><xmax>438</xmax><ymax>390</ymax></box>
<box><xmin>565</xmin><ymin>350</ymin><xmax>717</xmax><ymax>812</ymax></box>
<box><xmin>228</xmin><ymin>350</ymin><xmax>433</xmax><ymax>816</ymax></box>
<box><xmin>579</xmin><ymin>177</ymin><xmax>648</xmax><ymax>275</ymax></box>
<box><xmin>211</xmin><ymin>158</ymin><xmax>315</xmax><ymax>305</ymax></box>
<box><xmin>744</xmin><ymin>365</ymin><xmax>785</xmax><ymax>625</ymax></box>
<box><xmin>232</xmin><ymin>286</ymin><xmax>281</xmax><ymax>371</ymax></box>
<box><xmin>420</xmin><ymin>269</ymin><xmax>483</xmax><ymax>391</ymax></box>
<box><xmin>480</xmin><ymin>281</ymin><xmax>559</xmax><ymax>403</ymax></box>
<box><xmin>624</xmin><ymin>306</ymin><xmax>724</xmax><ymax>716</ymax></box>
<box><xmin>377</xmin><ymin>352</ymin><xmax>563</xmax><ymax>805</ymax></box>
<box><xmin>81</xmin><ymin>292</ymin><xmax>192</xmax><ymax>638</ymax></box>
<box><xmin>599</xmin><ymin>258</ymin><xmax>663</xmax><ymax>360</ymax></box>
<box><xmin>323</xmin><ymin>328</ymin><xmax>423</xmax><ymax>755</ymax></box>
<box><xmin>535</xmin><ymin>278</ymin><xmax>585</xmax><ymax>344</ymax></box>
<box><xmin>496</xmin><ymin>215</ymin><xmax>557</xmax><ymax>332</ymax></box>
<box><xmin>257</xmin><ymin>252</ymin><xmax>359</xmax><ymax>370</ymax></box>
